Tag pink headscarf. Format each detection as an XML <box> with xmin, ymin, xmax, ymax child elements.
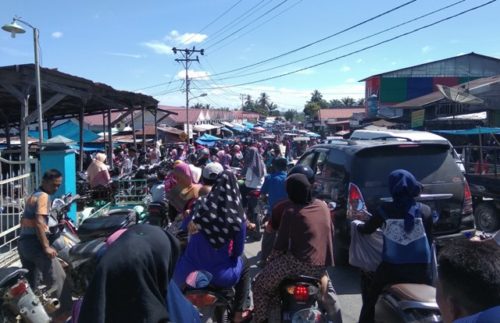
<box><xmin>174</xmin><ymin>162</ymin><xmax>194</xmax><ymax>184</ymax></box>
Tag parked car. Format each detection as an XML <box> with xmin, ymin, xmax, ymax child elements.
<box><xmin>297</xmin><ymin>140</ymin><xmax>475</xmax><ymax>264</ymax></box>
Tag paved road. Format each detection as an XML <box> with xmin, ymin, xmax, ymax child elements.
<box><xmin>244</xmin><ymin>238</ymin><xmax>362</xmax><ymax>323</ymax></box>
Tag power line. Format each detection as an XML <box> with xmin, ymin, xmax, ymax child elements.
<box><xmin>206</xmin><ymin>0</ymin><xmax>291</xmax><ymax>50</ymax></box>
<box><xmin>210</xmin><ymin>0</ymin><xmax>466</xmax><ymax>82</ymax></box>
<box><xmin>203</xmin><ymin>0</ymin><xmax>270</xmax><ymax>46</ymax></box>
<box><xmin>182</xmin><ymin>0</ymin><xmax>246</xmax><ymax>45</ymax></box>
<box><xmin>197</xmin><ymin>0</ymin><xmax>418</xmax><ymax>78</ymax></box>
<box><xmin>209</xmin><ymin>0</ymin><xmax>304</xmax><ymax>54</ymax></box>
<box><xmin>196</xmin><ymin>0</ymin><xmax>496</xmax><ymax>90</ymax></box>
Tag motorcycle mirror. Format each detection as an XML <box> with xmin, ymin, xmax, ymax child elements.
<box><xmin>328</xmin><ymin>202</ymin><xmax>337</xmax><ymax>210</ymax></box>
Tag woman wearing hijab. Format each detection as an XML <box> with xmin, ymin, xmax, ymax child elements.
<box><xmin>167</xmin><ymin>161</ymin><xmax>202</xmax><ymax>218</ymax></box>
<box><xmin>173</xmin><ymin>170</ymin><xmax>251</xmax><ymax>322</ymax></box>
<box><xmin>86</xmin><ymin>152</ymin><xmax>111</xmax><ymax>188</ymax></box>
<box><xmin>357</xmin><ymin>169</ymin><xmax>433</xmax><ymax>323</ymax></box>
<box><xmin>77</xmin><ymin>224</ymin><xmax>200</xmax><ymax>323</ymax></box>
<box><xmin>251</xmin><ymin>173</ymin><xmax>334</xmax><ymax>322</ymax></box>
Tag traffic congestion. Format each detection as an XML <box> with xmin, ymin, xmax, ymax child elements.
<box><xmin>2</xmin><ymin>120</ymin><xmax>499</xmax><ymax>323</ymax></box>
<box><xmin>2</xmin><ymin>1</ymin><xmax>500</xmax><ymax>322</ymax></box>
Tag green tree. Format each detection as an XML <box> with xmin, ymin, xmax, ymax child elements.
<box><xmin>284</xmin><ymin>109</ymin><xmax>297</xmax><ymax>121</ymax></box>
<box><xmin>328</xmin><ymin>99</ymin><xmax>343</xmax><ymax>108</ymax></box>
<box><xmin>340</xmin><ymin>97</ymin><xmax>356</xmax><ymax>106</ymax></box>
<box><xmin>303</xmin><ymin>102</ymin><xmax>321</xmax><ymax>118</ymax></box>
<box><xmin>356</xmin><ymin>98</ymin><xmax>366</xmax><ymax>106</ymax></box>
<box><xmin>242</xmin><ymin>95</ymin><xmax>255</xmax><ymax>112</ymax></box>
<box><xmin>308</xmin><ymin>90</ymin><xmax>329</xmax><ymax>108</ymax></box>
<box><xmin>255</xmin><ymin>92</ymin><xmax>271</xmax><ymax>116</ymax></box>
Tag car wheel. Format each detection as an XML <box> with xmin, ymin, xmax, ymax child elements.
<box><xmin>474</xmin><ymin>202</ymin><xmax>500</xmax><ymax>233</ymax></box>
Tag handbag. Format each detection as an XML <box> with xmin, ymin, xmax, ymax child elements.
<box><xmin>349</xmin><ymin>220</ymin><xmax>383</xmax><ymax>272</ymax></box>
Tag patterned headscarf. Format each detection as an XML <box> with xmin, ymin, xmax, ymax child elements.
<box><xmin>192</xmin><ymin>170</ymin><xmax>246</xmax><ymax>249</ymax></box>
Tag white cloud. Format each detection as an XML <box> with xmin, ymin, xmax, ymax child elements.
<box><xmin>166</xmin><ymin>30</ymin><xmax>207</xmax><ymax>45</ymax></box>
<box><xmin>421</xmin><ymin>45</ymin><xmax>432</xmax><ymax>54</ymax></box>
<box><xmin>356</xmin><ymin>58</ymin><xmax>363</xmax><ymax>64</ymax></box>
<box><xmin>176</xmin><ymin>69</ymin><xmax>211</xmax><ymax>80</ymax></box>
<box><xmin>106</xmin><ymin>52</ymin><xmax>143</xmax><ymax>58</ymax></box>
<box><xmin>142</xmin><ymin>41</ymin><xmax>172</xmax><ymax>55</ymax></box>
<box><xmin>340</xmin><ymin>65</ymin><xmax>351</xmax><ymax>72</ymax></box>
<box><xmin>51</xmin><ymin>31</ymin><xmax>63</xmax><ymax>39</ymax></box>
<box><xmin>346</xmin><ymin>78</ymin><xmax>356</xmax><ymax>83</ymax></box>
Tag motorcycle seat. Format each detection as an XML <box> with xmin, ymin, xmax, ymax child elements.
<box><xmin>0</xmin><ymin>267</ymin><xmax>28</xmax><ymax>288</ymax></box>
<box><xmin>69</xmin><ymin>237</ymin><xmax>106</xmax><ymax>260</ymax></box>
<box><xmin>386</xmin><ymin>283</ymin><xmax>436</xmax><ymax>303</ymax></box>
<box><xmin>78</xmin><ymin>213</ymin><xmax>133</xmax><ymax>241</ymax></box>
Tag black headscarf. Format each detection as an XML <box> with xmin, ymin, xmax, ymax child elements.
<box><xmin>286</xmin><ymin>173</ymin><xmax>313</xmax><ymax>205</ymax></box>
<box><xmin>388</xmin><ymin>169</ymin><xmax>423</xmax><ymax>232</ymax></box>
<box><xmin>192</xmin><ymin>170</ymin><xmax>246</xmax><ymax>249</ymax></box>
<box><xmin>78</xmin><ymin>224</ymin><xmax>180</xmax><ymax>323</ymax></box>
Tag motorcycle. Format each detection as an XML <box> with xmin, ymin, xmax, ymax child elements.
<box><xmin>278</xmin><ymin>275</ymin><xmax>327</xmax><ymax>323</ymax></box>
<box><xmin>147</xmin><ymin>201</ymin><xmax>169</xmax><ymax>228</ymax></box>
<box><xmin>183</xmin><ymin>271</ymin><xmax>234</xmax><ymax>323</ymax></box>
<box><xmin>0</xmin><ymin>267</ymin><xmax>59</xmax><ymax>323</ymax></box>
<box><xmin>350</xmin><ymin>194</ymin><xmax>449</xmax><ymax>323</ymax></box>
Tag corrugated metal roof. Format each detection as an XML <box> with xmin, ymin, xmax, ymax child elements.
<box><xmin>393</xmin><ymin>74</ymin><xmax>500</xmax><ymax>109</ymax></box>
<box><xmin>359</xmin><ymin>52</ymin><xmax>500</xmax><ymax>81</ymax></box>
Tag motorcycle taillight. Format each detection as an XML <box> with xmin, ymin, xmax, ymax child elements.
<box><xmin>293</xmin><ymin>285</ymin><xmax>309</xmax><ymax>302</ymax></box>
<box><xmin>185</xmin><ymin>292</ymin><xmax>217</xmax><ymax>307</ymax></box>
<box><xmin>9</xmin><ymin>280</ymin><xmax>28</xmax><ymax>298</ymax></box>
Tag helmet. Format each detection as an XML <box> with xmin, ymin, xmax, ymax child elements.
<box><xmin>288</xmin><ymin>165</ymin><xmax>315</xmax><ymax>184</ymax></box>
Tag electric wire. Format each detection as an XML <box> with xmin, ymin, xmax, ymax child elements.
<box><xmin>195</xmin><ymin>0</ymin><xmax>496</xmax><ymax>90</ymax></box>
<box><xmin>206</xmin><ymin>0</ymin><xmax>291</xmax><ymax>50</ymax></box>
<box><xmin>209</xmin><ymin>0</ymin><xmax>466</xmax><ymax>82</ymax></box>
<box><xmin>203</xmin><ymin>0</ymin><xmax>270</xmax><ymax>46</ymax></box>
<box><xmin>208</xmin><ymin>0</ymin><xmax>304</xmax><ymax>54</ymax></box>
<box><xmin>182</xmin><ymin>0</ymin><xmax>245</xmax><ymax>45</ymax></box>
<box><xmin>198</xmin><ymin>0</ymin><xmax>418</xmax><ymax>78</ymax></box>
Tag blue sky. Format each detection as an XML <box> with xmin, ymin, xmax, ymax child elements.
<box><xmin>1</xmin><ymin>0</ymin><xmax>499</xmax><ymax>111</ymax></box>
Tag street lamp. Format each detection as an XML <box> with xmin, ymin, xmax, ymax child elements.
<box><xmin>2</xmin><ymin>17</ymin><xmax>44</xmax><ymax>147</ymax></box>
<box><xmin>186</xmin><ymin>93</ymin><xmax>207</xmax><ymax>144</ymax></box>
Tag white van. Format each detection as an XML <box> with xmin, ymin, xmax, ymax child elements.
<box><xmin>350</xmin><ymin>129</ymin><xmax>465</xmax><ymax>172</ymax></box>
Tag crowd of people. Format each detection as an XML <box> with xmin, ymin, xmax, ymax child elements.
<box><xmin>17</xmin><ymin>133</ymin><xmax>500</xmax><ymax>323</ymax></box>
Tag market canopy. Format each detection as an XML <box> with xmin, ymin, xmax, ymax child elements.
<box><xmin>433</xmin><ymin>127</ymin><xmax>500</xmax><ymax>135</ymax></box>
<box><xmin>196</xmin><ymin>133</ymin><xmax>222</xmax><ymax>147</ymax></box>
<box><xmin>29</xmin><ymin>120</ymin><xmax>100</xmax><ymax>142</ymax></box>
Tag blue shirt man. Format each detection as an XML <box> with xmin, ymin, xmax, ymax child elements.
<box><xmin>260</xmin><ymin>157</ymin><xmax>288</xmax><ymax>214</ymax></box>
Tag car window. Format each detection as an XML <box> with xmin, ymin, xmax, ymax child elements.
<box><xmin>298</xmin><ymin>151</ymin><xmax>316</xmax><ymax>168</ymax></box>
<box><xmin>315</xmin><ymin>151</ymin><xmax>328</xmax><ymax>176</ymax></box>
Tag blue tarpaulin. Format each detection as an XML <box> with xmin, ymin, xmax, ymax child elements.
<box><xmin>196</xmin><ymin>134</ymin><xmax>221</xmax><ymax>147</ymax></box>
<box><xmin>29</xmin><ymin>120</ymin><xmax>100</xmax><ymax>142</ymax></box>
<box><xmin>433</xmin><ymin>127</ymin><xmax>500</xmax><ymax>135</ymax></box>
<box><xmin>243</xmin><ymin>122</ymin><xmax>254</xmax><ymax>129</ymax></box>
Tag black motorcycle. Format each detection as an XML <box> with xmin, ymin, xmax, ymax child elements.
<box><xmin>278</xmin><ymin>275</ymin><xmax>327</xmax><ymax>322</ymax></box>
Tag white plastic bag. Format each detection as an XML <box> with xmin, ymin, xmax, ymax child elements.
<box><xmin>349</xmin><ymin>220</ymin><xmax>383</xmax><ymax>272</ymax></box>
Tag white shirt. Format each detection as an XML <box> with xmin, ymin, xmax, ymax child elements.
<box><xmin>245</xmin><ymin>168</ymin><xmax>266</xmax><ymax>189</ymax></box>
<box><xmin>150</xmin><ymin>182</ymin><xmax>166</xmax><ymax>203</ymax></box>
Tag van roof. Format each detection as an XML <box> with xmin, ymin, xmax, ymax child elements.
<box><xmin>350</xmin><ymin>129</ymin><xmax>450</xmax><ymax>143</ymax></box>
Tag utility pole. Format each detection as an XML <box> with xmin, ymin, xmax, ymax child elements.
<box><xmin>172</xmin><ymin>46</ymin><xmax>204</xmax><ymax>144</ymax></box>
<box><xmin>240</xmin><ymin>94</ymin><xmax>246</xmax><ymax>110</ymax></box>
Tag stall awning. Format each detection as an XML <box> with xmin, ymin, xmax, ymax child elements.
<box><xmin>433</xmin><ymin>127</ymin><xmax>500</xmax><ymax>135</ymax></box>
<box><xmin>193</xmin><ymin>124</ymin><xmax>219</xmax><ymax>132</ymax></box>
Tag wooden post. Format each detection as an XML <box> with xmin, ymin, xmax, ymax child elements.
<box><xmin>107</xmin><ymin>107</ymin><xmax>113</xmax><ymax>169</ymax></box>
<box><xmin>154</xmin><ymin>106</ymin><xmax>158</xmax><ymax>144</ymax></box>
<box><xmin>131</xmin><ymin>109</ymin><xmax>137</xmax><ymax>149</ymax></box>
<box><xmin>79</xmin><ymin>104</ymin><xmax>85</xmax><ymax>172</ymax></box>
<box><xmin>142</xmin><ymin>105</ymin><xmax>146</xmax><ymax>152</ymax></box>
<box><xmin>46</xmin><ymin>118</ymin><xmax>53</xmax><ymax>139</ymax></box>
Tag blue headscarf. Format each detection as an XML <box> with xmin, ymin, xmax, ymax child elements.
<box><xmin>388</xmin><ymin>169</ymin><xmax>423</xmax><ymax>232</ymax></box>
